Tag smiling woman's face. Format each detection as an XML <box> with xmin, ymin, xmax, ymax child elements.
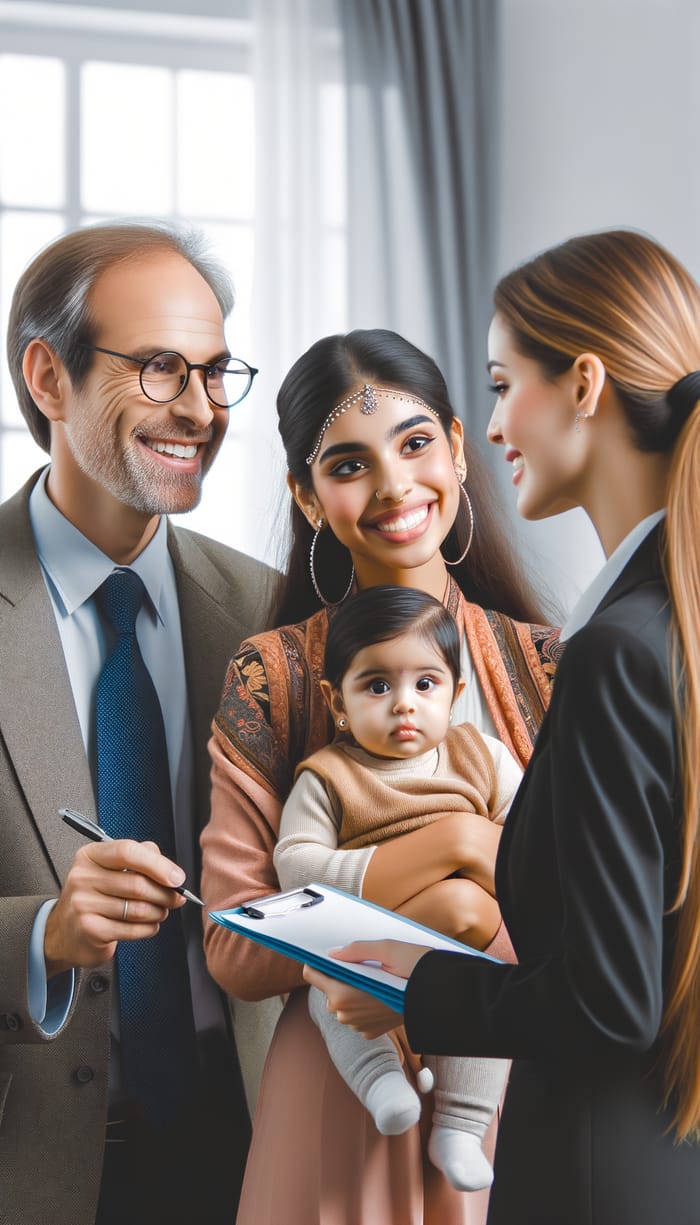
<box><xmin>486</xmin><ymin>313</ymin><xmax>585</xmax><ymax>521</ymax></box>
<box><xmin>295</xmin><ymin>387</ymin><xmax>464</xmax><ymax>591</ymax></box>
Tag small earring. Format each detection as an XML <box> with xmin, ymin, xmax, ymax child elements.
<box><xmin>337</xmin><ymin>717</ymin><xmax>347</xmax><ymax>729</ymax></box>
<box><xmin>574</xmin><ymin>412</ymin><xmax>591</xmax><ymax>433</ymax></box>
<box><xmin>309</xmin><ymin>518</ymin><xmax>355</xmax><ymax>607</ymax></box>
<box><xmin>442</xmin><ymin>481</ymin><xmax>475</xmax><ymax>567</ymax></box>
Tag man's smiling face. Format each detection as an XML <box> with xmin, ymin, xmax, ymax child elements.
<box><xmin>58</xmin><ymin>248</ymin><xmax>230</xmax><ymax>517</ymax></box>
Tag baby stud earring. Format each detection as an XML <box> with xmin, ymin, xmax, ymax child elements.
<box><xmin>338</xmin><ymin>718</ymin><xmax>347</xmax><ymax>729</ymax></box>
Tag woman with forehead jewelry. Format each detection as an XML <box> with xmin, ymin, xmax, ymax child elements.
<box><xmin>305</xmin><ymin>235</ymin><xmax>700</xmax><ymax>1223</ymax></box>
<box><xmin>201</xmin><ymin>328</ymin><xmax>561</xmax><ymax>1224</ymax></box>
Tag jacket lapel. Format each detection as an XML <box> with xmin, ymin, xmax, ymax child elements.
<box><xmin>589</xmin><ymin>522</ymin><xmax>666</xmax><ymax>623</ymax></box>
<box><xmin>167</xmin><ymin>526</ymin><xmax>242</xmax><ymax>841</ymax></box>
<box><xmin>0</xmin><ymin>476</ymin><xmax>96</xmax><ymax>885</ymax></box>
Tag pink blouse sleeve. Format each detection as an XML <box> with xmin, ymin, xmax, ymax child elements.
<box><xmin>201</xmin><ymin>731</ymin><xmax>305</xmax><ymax>1001</ymax></box>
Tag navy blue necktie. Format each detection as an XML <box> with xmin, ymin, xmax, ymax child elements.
<box><xmin>95</xmin><ymin>568</ymin><xmax>196</xmax><ymax>1126</ymax></box>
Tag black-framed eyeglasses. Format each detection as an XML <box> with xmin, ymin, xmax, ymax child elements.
<box><xmin>79</xmin><ymin>344</ymin><xmax>258</xmax><ymax>408</ymax></box>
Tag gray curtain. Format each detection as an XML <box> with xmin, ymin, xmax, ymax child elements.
<box><xmin>339</xmin><ymin>0</ymin><xmax>500</xmax><ymax>433</ymax></box>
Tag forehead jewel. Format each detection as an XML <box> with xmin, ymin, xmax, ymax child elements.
<box><xmin>306</xmin><ymin>383</ymin><xmax>440</xmax><ymax>465</ymax></box>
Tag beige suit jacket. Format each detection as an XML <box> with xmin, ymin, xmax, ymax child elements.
<box><xmin>0</xmin><ymin>471</ymin><xmax>278</xmax><ymax>1224</ymax></box>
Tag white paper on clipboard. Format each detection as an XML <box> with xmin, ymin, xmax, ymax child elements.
<box><xmin>209</xmin><ymin>883</ymin><xmax>503</xmax><ymax>1012</ymax></box>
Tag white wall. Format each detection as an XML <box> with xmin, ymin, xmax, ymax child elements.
<box><xmin>495</xmin><ymin>0</ymin><xmax>700</xmax><ymax>616</ymax></box>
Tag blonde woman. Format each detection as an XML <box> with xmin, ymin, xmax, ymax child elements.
<box><xmin>308</xmin><ymin>231</ymin><xmax>700</xmax><ymax>1224</ymax></box>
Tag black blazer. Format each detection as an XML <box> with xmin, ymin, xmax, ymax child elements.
<box><xmin>405</xmin><ymin>526</ymin><xmax>700</xmax><ymax>1225</ymax></box>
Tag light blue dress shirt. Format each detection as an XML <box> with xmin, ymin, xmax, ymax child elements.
<box><xmin>27</xmin><ymin>468</ymin><xmax>193</xmax><ymax>1031</ymax></box>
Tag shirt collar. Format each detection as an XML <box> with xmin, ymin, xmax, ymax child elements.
<box><xmin>560</xmin><ymin>508</ymin><xmax>666</xmax><ymax>643</ymax></box>
<box><xmin>28</xmin><ymin>467</ymin><xmax>169</xmax><ymax>622</ymax></box>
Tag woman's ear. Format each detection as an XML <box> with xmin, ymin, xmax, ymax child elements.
<box><xmin>449</xmin><ymin>416</ymin><xmax>466</xmax><ymax>474</ymax></box>
<box><xmin>287</xmin><ymin>471</ymin><xmax>323</xmax><ymax>529</ymax></box>
<box><xmin>22</xmin><ymin>339</ymin><xmax>68</xmax><ymax>425</ymax></box>
<box><xmin>320</xmin><ymin>679</ymin><xmax>347</xmax><ymax>728</ymax></box>
<box><xmin>571</xmin><ymin>353</ymin><xmax>606</xmax><ymax>420</ymax></box>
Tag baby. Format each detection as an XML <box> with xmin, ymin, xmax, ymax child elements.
<box><xmin>274</xmin><ymin>585</ymin><xmax>522</xmax><ymax>1192</ymax></box>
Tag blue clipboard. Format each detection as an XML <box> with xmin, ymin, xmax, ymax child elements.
<box><xmin>210</xmin><ymin>883</ymin><xmax>502</xmax><ymax>1013</ymax></box>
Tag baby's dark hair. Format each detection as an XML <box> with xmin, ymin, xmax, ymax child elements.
<box><xmin>323</xmin><ymin>586</ymin><xmax>462</xmax><ymax>691</ymax></box>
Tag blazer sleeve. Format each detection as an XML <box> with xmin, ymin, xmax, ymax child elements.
<box><xmin>405</xmin><ymin>615</ymin><xmax>678</xmax><ymax>1061</ymax></box>
<box><xmin>0</xmin><ymin>896</ymin><xmax>79</xmax><ymax>1045</ymax></box>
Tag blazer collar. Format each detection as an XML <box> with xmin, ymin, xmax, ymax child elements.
<box><xmin>591</xmin><ymin>520</ymin><xmax>666</xmax><ymax>620</ymax></box>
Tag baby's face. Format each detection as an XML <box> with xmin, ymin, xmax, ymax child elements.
<box><xmin>337</xmin><ymin>631</ymin><xmax>456</xmax><ymax>760</ymax></box>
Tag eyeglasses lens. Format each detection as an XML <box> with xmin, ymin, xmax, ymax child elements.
<box><xmin>139</xmin><ymin>353</ymin><xmax>253</xmax><ymax>407</ymax></box>
<box><xmin>207</xmin><ymin>359</ymin><xmax>253</xmax><ymax>408</ymax></box>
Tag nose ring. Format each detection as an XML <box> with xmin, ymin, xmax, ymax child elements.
<box><xmin>375</xmin><ymin>489</ymin><xmax>406</xmax><ymax>503</ymax></box>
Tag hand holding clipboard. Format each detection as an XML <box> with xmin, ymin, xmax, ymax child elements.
<box><xmin>210</xmin><ymin>883</ymin><xmax>502</xmax><ymax>1013</ymax></box>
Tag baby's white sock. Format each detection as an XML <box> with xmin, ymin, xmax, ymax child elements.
<box><xmin>428</xmin><ymin>1125</ymin><xmax>494</xmax><ymax>1192</ymax></box>
<box><xmin>364</xmin><ymin>1071</ymin><xmax>422</xmax><ymax>1136</ymax></box>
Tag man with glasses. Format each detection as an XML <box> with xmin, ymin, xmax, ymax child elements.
<box><xmin>0</xmin><ymin>222</ymin><xmax>275</xmax><ymax>1225</ymax></box>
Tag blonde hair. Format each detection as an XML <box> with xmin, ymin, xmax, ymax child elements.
<box><xmin>495</xmin><ymin>229</ymin><xmax>700</xmax><ymax>1140</ymax></box>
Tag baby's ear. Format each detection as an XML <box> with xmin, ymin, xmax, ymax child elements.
<box><xmin>320</xmin><ymin>679</ymin><xmax>346</xmax><ymax>728</ymax></box>
<box><xmin>453</xmin><ymin>677</ymin><xmax>466</xmax><ymax>704</ymax></box>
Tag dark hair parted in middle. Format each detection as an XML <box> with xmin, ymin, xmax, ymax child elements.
<box><xmin>272</xmin><ymin>327</ymin><xmax>546</xmax><ymax>626</ymax></box>
<box><xmin>323</xmin><ymin>586</ymin><xmax>461</xmax><ymax>693</ymax></box>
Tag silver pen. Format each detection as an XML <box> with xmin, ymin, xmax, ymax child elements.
<box><xmin>59</xmin><ymin>806</ymin><xmax>204</xmax><ymax>906</ymax></box>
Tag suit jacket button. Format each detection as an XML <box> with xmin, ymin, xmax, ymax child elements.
<box><xmin>88</xmin><ymin>973</ymin><xmax>109</xmax><ymax>994</ymax></box>
<box><xmin>0</xmin><ymin>1012</ymin><xmax>22</xmax><ymax>1031</ymax></box>
<box><xmin>75</xmin><ymin>1065</ymin><xmax>95</xmax><ymax>1084</ymax></box>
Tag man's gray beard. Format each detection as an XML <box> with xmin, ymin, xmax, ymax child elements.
<box><xmin>68</xmin><ymin>430</ymin><xmax>204</xmax><ymax>516</ymax></box>
<box><xmin>119</xmin><ymin>452</ymin><xmax>204</xmax><ymax>515</ymax></box>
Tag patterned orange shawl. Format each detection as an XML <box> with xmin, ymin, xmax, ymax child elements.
<box><xmin>214</xmin><ymin>577</ymin><xmax>561</xmax><ymax>795</ymax></box>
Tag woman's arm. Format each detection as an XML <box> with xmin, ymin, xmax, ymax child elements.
<box><xmin>276</xmin><ymin>771</ymin><xmax>503</xmax><ymax>945</ymax></box>
<box><xmin>397</xmin><ymin>878</ymin><xmax>501</xmax><ymax>949</ymax></box>
<box><xmin>307</xmin><ymin>613</ymin><xmax>678</xmax><ymax>1063</ymax></box>
<box><xmin>404</xmin><ymin>617</ymin><xmax>677</xmax><ymax>1061</ymax></box>
<box><xmin>303</xmin><ymin>943</ymin><xmax>430</xmax><ymax>1038</ymax></box>
<box><xmin>202</xmin><ymin>732</ymin><xmax>304</xmax><ymax>1001</ymax></box>
<box><xmin>362</xmin><ymin>812</ymin><xmax>503</xmax><ymax>908</ymax></box>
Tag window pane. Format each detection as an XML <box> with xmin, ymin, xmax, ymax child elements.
<box><xmin>176</xmin><ymin>70</ymin><xmax>254</xmax><ymax>219</ymax></box>
<box><xmin>82</xmin><ymin>62</ymin><xmax>173</xmax><ymax>214</ymax></box>
<box><xmin>198</xmin><ymin>221</ymin><xmax>255</xmax><ymax>358</ymax></box>
<box><xmin>0</xmin><ymin>56</ymin><xmax>65</xmax><ymax>207</ymax></box>
<box><xmin>1</xmin><ymin>211</ymin><xmax>66</xmax><ymax>427</ymax></box>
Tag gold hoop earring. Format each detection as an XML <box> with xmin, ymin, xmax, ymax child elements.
<box><xmin>442</xmin><ymin>483</ymin><xmax>474</xmax><ymax>567</ymax></box>
<box><xmin>309</xmin><ymin>518</ymin><xmax>355</xmax><ymax>606</ymax></box>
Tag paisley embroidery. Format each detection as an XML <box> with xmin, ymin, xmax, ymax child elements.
<box><xmin>214</xmin><ymin>583</ymin><xmax>561</xmax><ymax>801</ymax></box>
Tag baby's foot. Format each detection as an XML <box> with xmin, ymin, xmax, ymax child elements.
<box><xmin>428</xmin><ymin>1126</ymin><xmax>494</xmax><ymax>1191</ymax></box>
<box><xmin>364</xmin><ymin>1071</ymin><xmax>421</xmax><ymax>1136</ymax></box>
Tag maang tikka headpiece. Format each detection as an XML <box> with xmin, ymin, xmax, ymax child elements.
<box><xmin>306</xmin><ymin>383</ymin><xmax>440</xmax><ymax>465</ymax></box>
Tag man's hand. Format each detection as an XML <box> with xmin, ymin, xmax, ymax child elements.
<box><xmin>303</xmin><ymin>940</ymin><xmax>431</xmax><ymax>1038</ymax></box>
<box><xmin>44</xmin><ymin>839</ymin><xmax>187</xmax><ymax>976</ymax></box>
